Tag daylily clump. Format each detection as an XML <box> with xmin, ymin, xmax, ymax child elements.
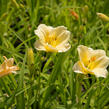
<box><xmin>0</xmin><ymin>56</ymin><xmax>19</xmax><ymax>77</ymax></box>
<box><xmin>34</xmin><ymin>24</ymin><xmax>71</xmax><ymax>52</ymax></box>
<box><xmin>73</xmin><ymin>45</ymin><xmax>109</xmax><ymax>78</ymax></box>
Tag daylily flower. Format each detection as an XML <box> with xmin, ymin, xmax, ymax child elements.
<box><xmin>73</xmin><ymin>45</ymin><xmax>109</xmax><ymax>78</ymax></box>
<box><xmin>34</xmin><ymin>24</ymin><xmax>71</xmax><ymax>52</ymax></box>
<box><xmin>0</xmin><ymin>56</ymin><xmax>19</xmax><ymax>77</ymax></box>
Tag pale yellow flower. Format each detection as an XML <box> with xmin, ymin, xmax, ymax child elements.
<box><xmin>73</xmin><ymin>45</ymin><xmax>109</xmax><ymax>78</ymax></box>
<box><xmin>34</xmin><ymin>24</ymin><xmax>71</xmax><ymax>52</ymax></box>
<box><xmin>97</xmin><ymin>13</ymin><xmax>109</xmax><ymax>22</ymax></box>
<box><xmin>0</xmin><ymin>56</ymin><xmax>19</xmax><ymax>77</ymax></box>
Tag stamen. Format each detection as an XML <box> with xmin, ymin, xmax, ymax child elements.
<box><xmin>87</xmin><ymin>56</ymin><xmax>96</xmax><ymax>69</ymax></box>
<box><xmin>91</xmin><ymin>56</ymin><xmax>96</xmax><ymax>61</ymax></box>
<box><xmin>45</xmin><ymin>35</ymin><xmax>57</xmax><ymax>47</ymax></box>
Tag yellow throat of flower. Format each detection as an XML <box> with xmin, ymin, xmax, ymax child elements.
<box><xmin>45</xmin><ymin>35</ymin><xmax>58</xmax><ymax>47</ymax></box>
<box><xmin>87</xmin><ymin>56</ymin><xmax>96</xmax><ymax>69</ymax></box>
<box><xmin>79</xmin><ymin>56</ymin><xmax>96</xmax><ymax>75</ymax></box>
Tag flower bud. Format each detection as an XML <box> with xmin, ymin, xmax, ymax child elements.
<box><xmin>82</xmin><ymin>5</ymin><xmax>88</xmax><ymax>15</ymax></box>
<box><xmin>27</xmin><ymin>48</ymin><xmax>34</xmax><ymax>66</ymax></box>
<box><xmin>70</xmin><ymin>10</ymin><xmax>79</xmax><ymax>20</ymax></box>
<box><xmin>97</xmin><ymin>13</ymin><xmax>109</xmax><ymax>22</ymax></box>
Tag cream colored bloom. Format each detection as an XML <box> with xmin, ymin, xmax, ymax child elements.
<box><xmin>73</xmin><ymin>45</ymin><xmax>109</xmax><ymax>78</ymax></box>
<box><xmin>0</xmin><ymin>56</ymin><xmax>19</xmax><ymax>77</ymax></box>
<box><xmin>34</xmin><ymin>24</ymin><xmax>71</xmax><ymax>52</ymax></box>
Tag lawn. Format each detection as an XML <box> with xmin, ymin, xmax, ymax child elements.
<box><xmin>0</xmin><ymin>0</ymin><xmax>109</xmax><ymax>109</ymax></box>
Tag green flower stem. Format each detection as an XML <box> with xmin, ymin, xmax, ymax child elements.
<box><xmin>42</xmin><ymin>53</ymin><xmax>56</xmax><ymax>73</ymax></box>
<box><xmin>76</xmin><ymin>74</ymin><xmax>82</xmax><ymax>109</ymax></box>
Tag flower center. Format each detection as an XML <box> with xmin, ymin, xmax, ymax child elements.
<box><xmin>45</xmin><ymin>35</ymin><xmax>58</xmax><ymax>47</ymax></box>
<box><xmin>78</xmin><ymin>61</ymin><xmax>94</xmax><ymax>75</ymax></box>
<box><xmin>87</xmin><ymin>56</ymin><xmax>96</xmax><ymax>69</ymax></box>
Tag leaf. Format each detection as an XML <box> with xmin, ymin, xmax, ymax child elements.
<box><xmin>16</xmin><ymin>52</ymin><xmax>27</xmax><ymax>109</ymax></box>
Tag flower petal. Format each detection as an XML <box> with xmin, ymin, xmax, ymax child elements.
<box><xmin>34</xmin><ymin>40</ymin><xmax>46</xmax><ymax>51</ymax></box>
<box><xmin>92</xmin><ymin>68</ymin><xmax>108</xmax><ymax>78</ymax></box>
<box><xmin>90</xmin><ymin>56</ymin><xmax>109</xmax><ymax>69</ymax></box>
<box><xmin>0</xmin><ymin>72</ymin><xmax>9</xmax><ymax>77</ymax></box>
<box><xmin>48</xmin><ymin>26</ymin><xmax>70</xmax><ymax>45</ymax></box>
<box><xmin>73</xmin><ymin>61</ymin><xmax>94</xmax><ymax>75</ymax></box>
<box><xmin>49</xmin><ymin>26</ymin><xmax>67</xmax><ymax>37</ymax></box>
<box><xmin>44</xmin><ymin>44</ymin><xmax>58</xmax><ymax>52</ymax></box>
<box><xmin>73</xmin><ymin>61</ymin><xmax>89</xmax><ymax>74</ymax></box>
<box><xmin>90</xmin><ymin>49</ymin><xmax>106</xmax><ymax>60</ymax></box>
<box><xmin>6</xmin><ymin>58</ymin><xmax>14</xmax><ymax>67</ymax></box>
<box><xmin>56</xmin><ymin>43</ymin><xmax>71</xmax><ymax>52</ymax></box>
<box><xmin>56</xmin><ymin>31</ymin><xmax>70</xmax><ymax>45</ymax></box>
<box><xmin>10</xmin><ymin>66</ymin><xmax>19</xmax><ymax>72</ymax></box>
<box><xmin>73</xmin><ymin>61</ymin><xmax>84</xmax><ymax>74</ymax></box>
<box><xmin>77</xmin><ymin>45</ymin><xmax>92</xmax><ymax>66</ymax></box>
<box><xmin>34</xmin><ymin>24</ymin><xmax>53</xmax><ymax>40</ymax></box>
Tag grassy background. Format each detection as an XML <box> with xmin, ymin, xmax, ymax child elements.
<box><xmin>0</xmin><ymin>0</ymin><xmax>109</xmax><ymax>108</ymax></box>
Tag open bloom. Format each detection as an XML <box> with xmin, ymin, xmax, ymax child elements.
<box><xmin>73</xmin><ymin>45</ymin><xmax>109</xmax><ymax>78</ymax></box>
<box><xmin>34</xmin><ymin>24</ymin><xmax>71</xmax><ymax>52</ymax></box>
<box><xmin>0</xmin><ymin>56</ymin><xmax>19</xmax><ymax>77</ymax></box>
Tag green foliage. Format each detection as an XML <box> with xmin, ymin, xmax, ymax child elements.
<box><xmin>0</xmin><ymin>0</ymin><xmax>109</xmax><ymax>108</ymax></box>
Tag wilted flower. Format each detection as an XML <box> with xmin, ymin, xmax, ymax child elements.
<box><xmin>97</xmin><ymin>13</ymin><xmax>109</xmax><ymax>22</ymax></box>
<box><xmin>73</xmin><ymin>45</ymin><xmax>109</xmax><ymax>78</ymax></box>
<box><xmin>34</xmin><ymin>24</ymin><xmax>71</xmax><ymax>52</ymax></box>
<box><xmin>0</xmin><ymin>56</ymin><xmax>19</xmax><ymax>77</ymax></box>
